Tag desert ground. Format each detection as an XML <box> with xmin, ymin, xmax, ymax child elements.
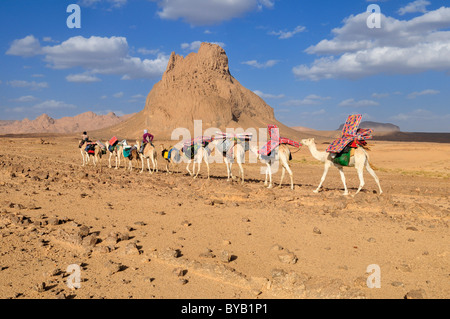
<box><xmin>0</xmin><ymin>134</ymin><xmax>448</xmax><ymax>300</ymax></box>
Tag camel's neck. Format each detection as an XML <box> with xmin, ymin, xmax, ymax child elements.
<box><xmin>306</xmin><ymin>143</ymin><xmax>327</xmax><ymax>162</ymax></box>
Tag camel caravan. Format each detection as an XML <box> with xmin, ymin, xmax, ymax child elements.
<box><xmin>78</xmin><ymin>114</ymin><xmax>383</xmax><ymax>196</ymax></box>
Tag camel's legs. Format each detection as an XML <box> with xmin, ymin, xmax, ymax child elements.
<box><xmin>237</xmin><ymin>161</ymin><xmax>244</xmax><ymax>184</ymax></box>
<box><xmin>279</xmin><ymin>167</ymin><xmax>286</xmax><ymax>188</ymax></box>
<box><xmin>314</xmin><ymin>161</ymin><xmax>331</xmax><ymax>193</ymax></box>
<box><xmin>225</xmin><ymin>159</ymin><xmax>232</xmax><ymax>181</ymax></box>
<box><xmin>337</xmin><ymin>166</ymin><xmax>349</xmax><ymax>196</ymax></box>
<box><xmin>266</xmin><ymin>164</ymin><xmax>273</xmax><ymax>188</ymax></box>
<box><xmin>193</xmin><ymin>151</ymin><xmax>202</xmax><ymax>179</ymax></box>
<box><xmin>365</xmin><ymin>162</ymin><xmax>383</xmax><ymax>194</ymax></box>
<box><xmin>264</xmin><ymin>165</ymin><xmax>268</xmax><ymax>186</ymax></box>
<box><xmin>186</xmin><ymin>160</ymin><xmax>193</xmax><ymax>176</ymax></box>
<box><xmin>108</xmin><ymin>153</ymin><xmax>113</xmax><ymax>168</ymax></box>
<box><xmin>353</xmin><ymin>156</ymin><xmax>367</xmax><ymax>196</ymax></box>
<box><xmin>354</xmin><ymin>167</ymin><xmax>365</xmax><ymax>196</ymax></box>
<box><xmin>285</xmin><ymin>163</ymin><xmax>294</xmax><ymax>190</ymax></box>
<box><xmin>139</xmin><ymin>156</ymin><xmax>144</xmax><ymax>173</ymax></box>
<box><xmin>147</xmin><ymin>158</ymin><xmax>153</xmax><ymax>174</ymax></box>
<box><xmin>203</xmin><ymin>151</ymin><xmax>210</xmax><ymax>179</ymax></box>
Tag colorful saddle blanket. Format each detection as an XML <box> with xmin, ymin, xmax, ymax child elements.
<box><xmin>332</xmin><ymin>147</ymin><xmax>356</xmax><ymax>166</ymax></box>
<box><xmin>96</xmin><ymin>141</ymin><xmax>107</xmax><ymax>154</ymax></box>
<box><xmin>327</xmin><ymin>114</ymin><xmax>373</xmax><ymax>154</ymax></box>
<box><xmin>213</xmin><ymin>132</ymin><xmax>253</xmax><ymax>160</ymax></box>
<box><xmin>85</xmin><ymin>142</ymin><xmax>97</xmax><ymax>155</ymax></box>
<box><xmin>182</xmin><ymin>136</ymin><xmax>214</xmax><ymax>159</ymax></box>
<box><xmin>258</xmin><ymin>125</ymin><xmax>301</xmax><ymax>156</ymax></box>
<box><xmin>123</xmin><ymin>145</ymin><xmax>134</xmax><ymax>158</ymax></box>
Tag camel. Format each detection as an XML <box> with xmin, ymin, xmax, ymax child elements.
<box><xmin>122</xmin><ymin>142</ymin><xmax>141</xmax><ymax>172</ymax></box>
<box><xmin>301</xmin><ymin>138</ymin><xmax>382</xmax><ymax>196</ymax></box>
<box><xmin>105</xmin><ymin>140</ymin><xmax>124</xmax><ymax>169</ymax></box>
<box><xmin>208</xmin><ymin>139</ymin><xmax>249</xmax><ymax>184</ymax></box>
<box><xmin>174</xmin><ymin>142</ymin><xmax>210</xmax><ymax>179</ymax></box>
<box><xmin>78</xmin><ymin>140</ymin><xmax>102</xmax><ymax>168</ymax></box>
<box><xmin>137</xmin><ymin>141</ymin><xmax>158</xmax><ymax>174</ymax></box>
<box><xmin>160</xmin><ymin>145</ymin><xmax>181</xmax><ymax>174</ymax></box>
<box><xmin>250</xmin><ymin>144</ymin><xmax>295</xmax><ymax>190</ymax></box>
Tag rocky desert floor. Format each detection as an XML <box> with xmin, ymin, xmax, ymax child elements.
<box><xmin>0</xmin><ymin>135</ymin><xmax>448</xmax><ymax>300</ymax></box>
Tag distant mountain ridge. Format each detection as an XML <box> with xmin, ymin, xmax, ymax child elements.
<box><xmin>0</xmin><ymin>111</ymin><xmax>134</xmax><ymax>135</ymax></box>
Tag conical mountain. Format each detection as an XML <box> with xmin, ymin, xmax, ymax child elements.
<box><xmin>97</xmin><ymin>42</ymin><xmax>301</xmax><ymax>141</ymax></box>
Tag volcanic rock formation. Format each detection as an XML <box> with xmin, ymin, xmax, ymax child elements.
<box><xmin>101</xmin><ymin>42</ymin><xmax>298</xmax><ymax>140</ymax></box>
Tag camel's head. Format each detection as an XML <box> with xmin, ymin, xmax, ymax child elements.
<box><xmin>300</xmin><ymin>138</ymin><xmax>315</xmax><ymax>146</ymax></box>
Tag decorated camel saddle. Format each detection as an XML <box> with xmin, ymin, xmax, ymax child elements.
<box><xmin>327</xmin><ymin>114</ymin><xmax>372</xmax><ymax>167</ymax></box>
<box><xmin>214</xmin><ymin>132</ymin><xmax>253</xmax><ymax>161</ymax></box>
<box><xmin>182</xmin><ymin>136</ymin><xmax>214</xmax><ymax>159</ymax></box>
<box><xmin>258</xmin><ymin>125</ymin><xmax>301</xmax><ymax>160</ymax></box>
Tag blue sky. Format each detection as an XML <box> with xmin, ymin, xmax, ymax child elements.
<box><xmin>1</xmin><ymin>0</ymin><xmax>449</xmax><ymax>132</ymax></box>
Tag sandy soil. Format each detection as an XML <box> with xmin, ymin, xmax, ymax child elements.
<box><xmin>0</xmin><ymin>135</ymin><xmax>448</xmax><ymax>299</ymax></box>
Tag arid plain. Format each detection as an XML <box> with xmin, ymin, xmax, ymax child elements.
<box><xmin>0</xmin><ymin>133</ymin><xmax>448</xmax><ymax>299</ymax></box>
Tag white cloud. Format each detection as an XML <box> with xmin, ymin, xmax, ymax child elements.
<box><xmin>294</xmin><ymin>7</ymin><xmax>450</xmax><ymax>80</ymax></box>
<box><xmin>389</xmin><ymin>108</ymin><xmax>449</xmax><ymax>121</ymax></box>
<box><xmin>66</xmin><ymin>73</ymin><xmax>101</xmax><ymax>83</ymax></box>
<box><xmin>372</xmin><ymin>92</ymin><xmax>390</xmax><ymax>99</ymax></box>
<box><xmin>242</xmin><ymin>59</ymin><xmax>279</xmax><ymax>69</ymax></box>
<box><xmin>131</xmin><ymin>94</ymin><xmax>146</xmax><ymax>99</ymax></box>
<box><xmin>253</xmin><ymin>90</ymin><xmax>285</xmax><ymax>99</ymax></box>
<box><xmin>5</xmin><ymin>100</ymin><xmax>76</xmax><ymax>114</ymax></box>
<box><xmin>42</xmin><ymin>37</ymin><xmax>58</xmax><ymax>43</ymax></box>
<box><xmin>78</xmin><ymin>0</ymin><xmax>127</xmax><ymax>8</ymax></box>
<box><xmin>33</xmin><ymin>100</ymin><xmax>76</xmax><ymax>110</ymax></box>
<box><xmin>155</xmin><ymin>0</ymin><xmax>273</xmax><ymax>25</ymax></box>
<box><xmin>407</xmin><ymin>89</ymin><xmax>440</xmax><ymax>99</ymax></box>
<box><xmin>281</xmin><ymin>95</ymin><xmax>331</xmax><ymax>106</ymax></box>
<box><xmin>269</xmin><ymin>25</ymin><xmax>306</xmax><ymax>39</ymax></box>
<box><xmin>338</xmin><ymin>99</ymin><xmax>379</xmax><ymax>107</ymax></box>
<box><xmin>300</xmin><ymin>109</ymin><xmax>326</xmax><ymax>116</ymax></box>
<box><xmin>398</xmin><ymin>0</ymin><xmax>431</xmax><ymax>16</ymax></box>
<box><xmin>8</xmin><ymin>80</ymin><xmax>49</xmax><ymax>90</ymax></box>
<box><xmin>10</xmin><ymin>95</ymin><xmax>38</xmax><ymax>103</ymax></box>
<box><xmin>181</xmin><ymin>41</ymin><xmax>225</xmax><ymax>52</ymax></box>
<box><xmin>137</xmin><ymin>48</ymin><xmax>161</xmax><ymax>55</ymax></box>
<box><xmin>6</xmin><ymin>35</ymin><xmax>42</xmax><ymax>57</ymax></box>
<box><xmin>6</xmin><ymin>35</ymin><xmax>169</xmax><ymax>80</ymax></box>
<box><xmin>113</xmin><ymin>92</ymin><xmax>124</xmax><ymax>98</ymax></box>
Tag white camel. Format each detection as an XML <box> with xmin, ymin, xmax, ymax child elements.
<box><xmin>136</xmin><ymin>141</ymin><xmax>158</xmax><ymax>174</ymax></box>
<box><xmin>301</xmin><ymin>138</ymin><xmax>382</xmax><ymax>196</ymax></box>
<box><xmin>174</xmin><ymin>142</ymin><xmax>210</xmax><ymax>179</ymax></box>
<box><xmin>250</xmin><ymin>144</ymin><xmax>295</xmax><ymax>190</ymax></box>
<box><xmin>105</xmin><ymin>140</ymin><xmax>124</xmax><ymax>169</ymax></box>
<box><xmin>208</xmin><ymin>139</ymin><xmax>249</xmax><ymax>184</ymax></box>
<box><xmin>79</xmin><ymin>140</ymin><xmax>102</xmax><ymax>168</ymax></box>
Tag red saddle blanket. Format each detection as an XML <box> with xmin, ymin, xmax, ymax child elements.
<box><xmin>258</xmin><ymin>125</ymin><xmax>300</xmax><ymax>156</ymax></box>
<box><xmin>327</xmin><ymin>114</ymin><xmax>373</xmax><ymax>154</ymax></box>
